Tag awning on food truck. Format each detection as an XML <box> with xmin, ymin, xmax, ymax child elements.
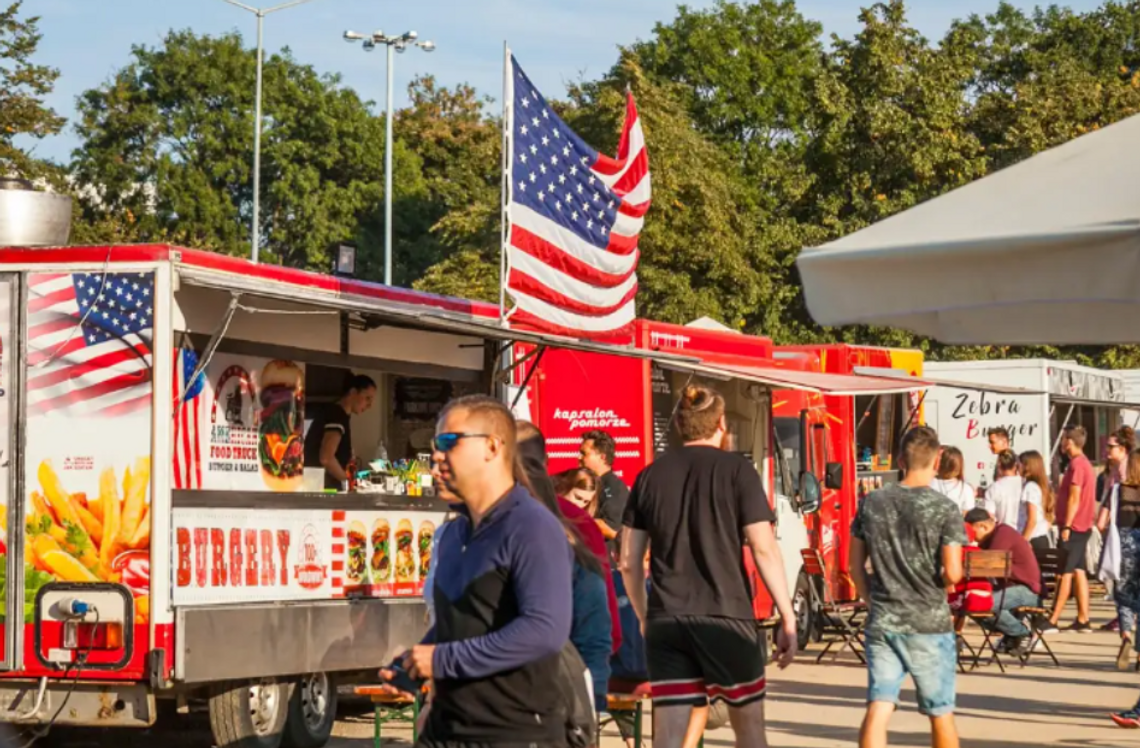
<box><xmin>174</xmin><ymin>261</ymin><xmax>700</xmax><ymax>365</ymax></box>
<box><xmin>795</xmin><ymin>113</ymin><xmax>1140</xmax><ymax>346</ymax></box>
<box><xmin>851</xmin><ymin>367</ymin><xmax>1045</xmax><ymax>396</ymax></box>
<box><xmin>656</xmin><ymin>360</ymin><xmax>931</xmax><ymax>395</ymax></box>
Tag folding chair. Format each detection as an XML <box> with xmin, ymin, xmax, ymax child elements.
<box><xmin>799</xmin><ymin>548</ymin><xmax>867</xmax><ymax>663</ymax></box>
<box><xmin>601</xmin><ymin>680</ymin><xmax>651</xmax><ymax>748</ymax></box>
<box><xmin>955</xmin><ymin>549</ymin><xmax>1012</xmax><ymax>673</ymax></box>
<box><xmin>355</xmin><ymin>685</ymin><xmax>426</xmax><ymax>748</ymax></box>
<box><xmin>1013</xmin><ymin>547</ymin><xmax>1068</xmax><ymax>667</ymax></box>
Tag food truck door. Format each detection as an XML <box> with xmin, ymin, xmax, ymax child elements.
<box><xmin>0</xmin><ymin>275</ymin><xmax>21</xmax><ymax>670</ymax></box>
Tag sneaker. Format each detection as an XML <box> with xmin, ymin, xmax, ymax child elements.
<box><xmin>1064</xmin><ymin>620</ymin><xmax>1093</xmax><ymax>634</ymax></box>
<box><xmin>1111</xmin><ymin>708</ymin><xmax>1140</xmax><ymax>729</ymax></box>
<box><xmin>1103</xmin><ymin>618</ymin><xmax>1121</xmax><ymax>632</ymax></box>
<box><xmin>994</xmin><ymin>636</ymin><xmax>1014</xmax><ymax>654</ymax></box>
<box><xmin>1011</xmin><ymin>636</ymin><xmax>1031</xmax><ymax>658</ymax></box>
<box><xmin>1119</xmin><ymin>639</ymin><xmax>1135</xmax><ymax>671</ymax></box>
<box><xmin>1035</xmin><ymin>617</ymin><xmax>1059</xmax><ymax>635</ymax></box>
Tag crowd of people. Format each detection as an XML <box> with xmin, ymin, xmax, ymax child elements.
<box><xmin>896</xmin><ymin>422</ymin><xmax>1140</xmax><ymax>734</ymax></box>
<box><xmin>387</xmin><ymin>387</ymin><xmax>1140</xmax><ymax>748</ymax></box>
<box><xmin>393</xmin><ymin>388</ymin><xmax>796</xmax><ymax>748</ymax></box>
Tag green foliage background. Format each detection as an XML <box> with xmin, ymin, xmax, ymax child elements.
<box><xmin>8</xmin><ymin>0</ymin><xmax>1140</xmax><ymax>367</ymax></box>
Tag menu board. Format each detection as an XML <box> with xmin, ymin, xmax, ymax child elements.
<box><xmin>341</xmin><ymin>511</ymin><xmax>439</xmax><ymax>598</ymax></box>
<box><xmin>171</xmin><ymin>506</ymin><xmax>443</xmax><ymax>606</ymax></box>
<box><xmin>875</xmin><ymin>396</ymin><xmax>896</xmax><ymax>469</ymax></box>
<box><xmin>650</xmin><ymin>363</ymin><xmax>675</xmax><ymax>456</ymax></box>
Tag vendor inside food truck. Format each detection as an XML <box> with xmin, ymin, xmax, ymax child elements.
<box><xmin>303</xmin><ymin>373</ymin><xmax>378</xmax><ymax>488</ymax></box>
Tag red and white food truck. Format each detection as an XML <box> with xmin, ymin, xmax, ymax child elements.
<box><xmin>0</xmin><ymin>245</ymin><xmax>705</xmax><ymax>747</ymax></box>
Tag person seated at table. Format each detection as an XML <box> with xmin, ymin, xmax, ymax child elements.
<box><xmin>964</xmin><ymin>508</ymin><xmax>1044</xmax><ymax>656</ymax></box>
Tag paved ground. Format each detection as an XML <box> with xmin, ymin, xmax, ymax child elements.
<box><xmin>329</xmin><ymin>600</ymin><xmax>1139</xmax><ymax>748</ymax></box>
<box><xmin>17</xmin><ymin>601</ymin><xmax>1135</xmax><ymax>747</ymax></box>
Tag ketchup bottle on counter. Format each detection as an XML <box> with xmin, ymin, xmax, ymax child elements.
<box><xmin>345</xmin><ymin>458</ymin><xmax>357</xmax><ymax>492</ymax></box>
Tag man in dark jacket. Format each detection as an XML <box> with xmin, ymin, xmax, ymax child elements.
<box><xmin>391</xmin><ymin>395</ymin><xmax>573</xmax><ymax>748</ymax></box>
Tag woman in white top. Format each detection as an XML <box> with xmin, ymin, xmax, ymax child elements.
<box><xmin>986</xmin><ymin>449</ymin><xmax>1023</xmax><ymax>528</ymax></box>
<box><xmin>1018</xmin><ymin>450</ymin><xmax>1054</xmax><ymax>550</ymax></box>
<box><xmin>930</xmin><ymin>446</ymin><xmax>976</xmax><ymax>514</ymax></box>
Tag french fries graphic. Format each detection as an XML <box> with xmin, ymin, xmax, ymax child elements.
<box><xmin>26</xmin><ymin>460</ymin><xmax>151</xmax><ymax>609</ymax></box>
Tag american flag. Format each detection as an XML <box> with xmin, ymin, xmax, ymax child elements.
<box><xmin>173</xmin><ymin>346</ymin><xmax>205</xmax><ymax>490</ymax></box>
<box><xmin>27</xmin><ymin>272</ymin><xmax>154</xmax><ymax>417</ymax></box>
<box><xmin>505</xmin><ymin>55</ymin><xmax>651</xmax><ymax>340</ymax></box>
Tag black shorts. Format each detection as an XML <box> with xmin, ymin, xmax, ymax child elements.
<box><xmin>1062</xmin><ymin>530</ymin><xmax>1091</xmax><ymax>574</ymax></box>
<box><xmin>645</xmin><ymin>615</ymin><xmax>766</xmax><ymax>707</ymax></box>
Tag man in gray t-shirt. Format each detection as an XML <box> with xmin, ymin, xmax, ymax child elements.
<box><xmin>850</xmin><ymin>426</ymin><xmax>966</xmax><ymax>748</ymax></box>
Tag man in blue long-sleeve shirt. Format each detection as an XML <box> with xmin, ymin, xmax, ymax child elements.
<box><xmin>392</xmin><ymin>394</ymin><xmax>573</xmax><ymax>747</ymax></box>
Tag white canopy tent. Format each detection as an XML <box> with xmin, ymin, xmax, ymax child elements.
<box><xmin>796</xmin><ymin>112</ymin><xmax>1140</xmax><ymax>345</ymax></box>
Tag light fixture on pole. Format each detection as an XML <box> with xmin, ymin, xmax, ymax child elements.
<box><xmin>343</xmin><ymin>29</ymin><xmax>434</xmax><ymax>286</ymax></box>
<box><xmin>222</xmin><ymin>0</ymin><xmax>320</xmax><ymax>264</ymax></box>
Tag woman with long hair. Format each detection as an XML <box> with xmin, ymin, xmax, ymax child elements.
<box><xmin>1018</xmin><ymin>451</ymin><xmax>1054</xmax><ymax>550</ymax></box>
<box><xmin>555</xmin><ymin>467</ymin><xmax>600</xmax><ymax>517</ymax></box>
<box><xmin>517</xmin><ymin>422</ymin><xmax>616</xmax><ymax>721</ymax></box>
<box><xmin>1108</xmin><ymin>450</ymin><xmax>1140</xmax><ymax>724</ymax></box>
<box><xmin>930</xmin><ymin>445</ymin><xmax>976</xmax><ymax>514</ymax></box>
<box><xmin>1100</xmin><ymin>445</ymin><xmax>1140</xmax><ymax>673</ymax></box>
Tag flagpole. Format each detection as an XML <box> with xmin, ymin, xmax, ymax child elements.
<box><xmin>498</xmin><ymin>41</ymin><xmax>513</xmax><ymax>325</ymax></box>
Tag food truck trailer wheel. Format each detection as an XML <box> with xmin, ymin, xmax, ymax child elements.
<box><xmin>283</xmin><ymin>672</ymin><xmax>337</xmax><ymax>748</ymax></box>
<box><xmin>209</xmin><ymin>678</ymin><xmax>291</xmax><ymax>748</ymax></box>
<box><xmin>793</xmin><ymin>574</ymin><xmax>817</xmax><ymax>651</ymax></box>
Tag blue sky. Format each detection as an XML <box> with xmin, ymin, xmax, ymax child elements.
<box><xmin>24</xmin><ymin>0</ymin><xmax>1105</xmax><ymax>164</ymax></box>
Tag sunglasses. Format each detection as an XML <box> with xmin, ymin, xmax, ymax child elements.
<box><xmin>432</xmin><ymin>432</ymin><xmax>493</xmax><ymax>453</ymax></box>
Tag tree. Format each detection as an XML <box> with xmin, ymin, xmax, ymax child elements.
<box><xmin>559</xmin><ymin>53</ymin><xmax>795</xmax><ymax>329</ymax></box>
<box><xmin>0</xmin><ymin>0</ymin><xmax>65</xmax><ymax>180</ymax></box>
<box><xmin>632</xmin><ymin>0</ymin><xmax>823</xmax><ymax>169</ymax></box>
<box><xmin>767</xmin><ymin>1</ymin><xmax>988</xmax><ymax>347</ymax></box>
<box><xmin>952</xmin><ymin>2</ymin><xmax>1140</xmax><ymax>169</ymax></box>
<box><xmin>383</xmin><ymin>76</ymin><xmax>500</xmax><ymax>287</ymax></box>
<box><xmin>70</xmin><ymin>30</ymin><xmax>421</xmax><ymax>274</ymax></box>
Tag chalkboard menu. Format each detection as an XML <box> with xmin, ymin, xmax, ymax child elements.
<box><xmin>650</xmin><ymin>363</ymin><xmax>676</xmax><ymax>455</ymax></box>
<box><xmin>875</xmin><ymin>395</ymin><xmax>896</xmax><ymax>469</ymax></box>
<box><xmin>394</xmin><ymin>377</ymin><xmax>453</xmax><ymax>420</ymax></box>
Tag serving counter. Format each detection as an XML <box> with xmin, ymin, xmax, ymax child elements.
<box><xmin>169</xmin><ymin>489</ymin><xmax>448</xmax><ymax>682</ymax></box>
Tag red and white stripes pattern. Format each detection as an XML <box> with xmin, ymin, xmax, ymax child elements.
<box><xmin>331</xmin><ymin>510</ymin><xmax>345</xmax><ymax>596</ymax></box>
<box><xmin>507</xmin><ymin>92</ymin><xmax>652</xmax><ymax>341</ymax></box>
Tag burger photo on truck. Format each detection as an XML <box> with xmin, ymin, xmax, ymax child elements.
<box><xmin>257</xmin><ymin>360</ymin><xmax>305</xmax><ymax>492</ymax></box>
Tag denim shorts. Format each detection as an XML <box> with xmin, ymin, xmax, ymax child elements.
<box><xmin>866</xmin><ymin>632</ymin><xmax>957</xmax><ymax>717</ymax></box>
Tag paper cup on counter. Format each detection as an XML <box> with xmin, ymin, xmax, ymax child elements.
<box><xmin>302</xmin><ymin>468</ymin><xmax>325</xmax><ymax>492</ymax></box>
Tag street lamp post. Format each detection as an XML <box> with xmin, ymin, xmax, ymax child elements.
<box><xmin>343</xmin><ymin>30</ymin><xmax>435</xmax><ymax>286</ymax></box>
<box><xmin>222</xmin><ymin>0</ymin><xmax>320</xmax><ymax>263</ymax></box>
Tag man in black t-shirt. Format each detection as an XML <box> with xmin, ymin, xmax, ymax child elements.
<box><xmin>303</xmin><ymin>374</ymin><xmax>377</xmax><ymax>489</ymax></box>
<box><xmin>620</xmin><ymin>384</ymin><xmax>797</xmax><ymax>748</ymax></box>
<box><xmin>581</xmin><ymin>429</ymin><xmax>629</xmax><ymax>543</ymax></box>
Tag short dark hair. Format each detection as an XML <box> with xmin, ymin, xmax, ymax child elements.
<box><xmin>582</xmin><ymin>430</ymin><xmax>617</xmax><ymax>466</ymax></box>
<box><xmin>345</xmin><ymin>373</ymin><xmax>377</xmax><ymax>393</ymax></box>
<box><xmin>675</xmin><ymin>385</ymin><xmax>725</xmax><ymax>442</ymax></box>
<box><xmin>899</xmin><ymin>425</ymin><xmax>940</xmax><ymax>470</ymax></box>
<box><xmin>988</xmin><ymin>427</ymin><xmax>1010</xmax><ymax>442</ymax></box>
<box><xmin>1064</xmin><ymin>425</ymin><xmax>1088</xmax><ymax>449</ymax></box>
<box><xmin>964</xmin><ymin>508</ymin><xmax>992</xmax><ymax>524</ymax></box>
<box><xmin>438</xmin><ymin>394</ymin><xmax>518</xmax><ymax>466</ymax></box>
